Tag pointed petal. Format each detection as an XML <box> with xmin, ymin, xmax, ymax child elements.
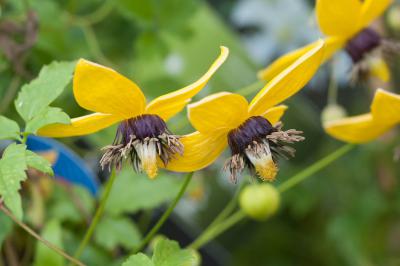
<box><xmin>261</xmin><ymin>105</ymin><xmax>288</xmax><ymax>125</ymax></box>
<box><xmin>258</xmin><ymin>37</ymin><xmax>345</xmax><ymax>82</ymax></box>
<box><xmin>162</xmin><ymin>131</ymin><xmax>227</xmax><ymax>172</ymax></box>
<box><xmin>371</xmin><ymin>89</ymin><xmax>400</xmax><ymax>124</ymax></box>
<box><xmin>38</xmin><ymin>113</ymin><xmax>122</xmax><ymax>138</ymax></box>
<box><xmin>359</xmin><ymin>0</ymin><xmax>392</xmax><ymax>29</ymax></box>
<box><xmin>249</xmin><ymin>40</ymin><xmax>325</xmax><ymax>116</ymax></box>
<box><xmin>324</xmin><ymin>114</ymin><xmax>392</xmax><ymax>143</ymax></box>
<box><xmin>316</xmin><ymin>0</ymin><xmax>362</xmax><ymax>37</ymax></box>
<box><xmin>145</xmin><ymin>46</ymin><xmax>229</xmax><ymax>121</ymax></box>
<box><xmin>188</xmin><ymin>92</ymin><xmax>249</xmax><ymax>134</ymax></box>
<box><xmin>73</xmin><ymin>59</ymin><xmax>146</xmax><ymax>118</ymax></box>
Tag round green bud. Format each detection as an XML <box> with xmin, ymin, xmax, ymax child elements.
<box><xmin>321</xmin><ymin>104</ymin><xmax>347</xmax><ymax>124</ymax></box>
<box><xmin>239</xmin><ymin>184</ymin><xmax>280</xmax><ymax>221</ymax></box>
<box><xmin>387</xmin><ymin>6</ymin><xmax>400</xmax><ymax>31</ymax></box>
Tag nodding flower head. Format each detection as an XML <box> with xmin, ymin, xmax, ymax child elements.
<box><xmin>225</xmin><ymin>117</ymin><xmax>304</xmax><ymax>183</ymax></box>
<box><xmin>37</xmin><ymin>47</ymin><xmax>229</xmax><ymax>179</ymax></box>
<box><xmin>100</xmin><ymin>114</ymin><xmax>183</xmax><ymax>178</ymax></box>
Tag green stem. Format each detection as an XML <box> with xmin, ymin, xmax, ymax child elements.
<box><xmin>72</xmin><ymin>169</ymin><xmax>117</xmax><ymax>260</ymax></box>
<box><xmin>327</xmin><ymin>60</ymin><xmax>338</xmax><ymax>105</ymax></box>
<box><xmin>0</xmin><ymin>203</ymin><xmax>85</xmax><ymax>266</ymax></box>
<box><xmin>278</xmin><ymin>144</ymin><xmax>355</xmax><ymax>193</ymax></box>
<box><xmin>132</xmin><ymin>172</ymin><xmax>194</xmax><ymax>254</ymax></box>
<box><xmin>0</xmin><ymin>76</ymin><xmax>21</xmax><ymax>115</ymax></box>
<box><xmin>189</xmin><ymin>210</ymin><xmax>246</xmax><ymax>250</ymax></box>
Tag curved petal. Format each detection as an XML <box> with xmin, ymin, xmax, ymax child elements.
<box><xmin>258</xmin><ymin>37</ymin><xmax>345</xmax><ymax>82</ymax></box>
<box><xmin>162</xmin><ymin>131</ymin><xmax>227</xmax><ymax>172</ymax></box>
<box><xmin>359</xmin><ymin>0</ymin><xmax>392</xmax><ymax>30</ymax></box>
<box><xmin>145</xmin><ymin>46</ymin><xmax>229</xmax><ymax>121</ymax></box>
<box><xmin>324</xmin><ymin>113</ymin><xmax>392</xmax><ymax>143</ymax></box>
<box><xmin>73</xmin><ymin>59</ymin><xmax>146</xmax><ymax>118</ymax></box>
<box><xmin>368</xmin><ymin>57</ymin><xmax>390</xmax><ymax>83</ymax></box>
<box><xmin>316</xmin><ymin>0</ymin><xmax>362</xmax><ymax>37</ymax></box>
<box><xmin>261</xmin><ymin>105</ymin><xmax>288</xmax><ymax>125</ymax></box>
<box><xmin>371</xmin><ymin>89</ymin><xmax>400</xmax><ymax>124</ymax></box>
<box><xmin>188</xmin><ymin>92</ymin><xmax>249</xmax><ymax>134</ymax></box>
<box><xmin>249</xmin><ymin>39</ymin><xmax>325</xmax><ymax>116</ymax></box>
<box><xmin>37</xmin><ymin>113</ymin><xmax>122</xmax><ymax>138</ymax></box>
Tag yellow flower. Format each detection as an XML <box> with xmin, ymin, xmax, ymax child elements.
<box><xmin>324</xmin><ymin>89</ymin><xmax>400</xmax><ymax>143</ymax></box>
<box><xmin>164</xmin><ymin>40</ymin><xmax>325</xmax><ymax>182</ymax></box>
<box><xmin>38</xmin><ymin>47</ymin><xmax>229</xmax><ymax>179</ymax></box>
<box><xmin>258</xmin><ymin>0</ymin><xmax>393</xmax><ymax>82</ymax></box>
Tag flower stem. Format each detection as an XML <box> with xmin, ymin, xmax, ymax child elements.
<box><xmin>132</xmin><ymin>172</ymin><xmax>194</xmax><ymax>254</ymax></box>
<box><xmin>188</xmin><ymin>144</ymin><xmax>354</xmax><ymax>250</ymax></box>
<box><xmin>189</xmin><ymin>210</ymin><xmax>246</xmax><ymax>250</ymax></box>
<box><xmin>72</xmin><ymin>169</ymin><xmax>117</xmax><ymax>261</ymax></box>
<box><xmin>0</xmin><ymin>203</ymin><xmax>85</xmax><ymax>266</ymax></box>
<box><xmin>278</xmin><ymin>144</ymin><xmax>355</xmax><ymax>193</ymax></box>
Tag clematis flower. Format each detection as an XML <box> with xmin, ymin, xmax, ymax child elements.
<box><xmin>164</xmin><ymin>40</ymin><xmax>325</xmax><ymax>182</ymax></box>
<box><xmin>324</xmin><ymin>89</ymin><xmax>400</xmax><ymax>143</ymax></box>
<box><xmin>258</xmin><ymin>0</ymin><xmax>393</xmax><ymax>82</ymax></box>
<box><xmin>38</xmin><ymin>47</ymin><xmax>229</xmax><ymax>179</ymax></box>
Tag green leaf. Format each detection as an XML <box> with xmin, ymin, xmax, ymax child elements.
<box><xmin>152</xmin><ymin>238</ymin><xmax>196</xmax><ymax>266</ymax></box>
<box><xmin>0</xmin><ymin>143</ymin><xmax>28</xmax><ymax>220</ymax></box>
<box><xmin>0</xmin><ymin>116</ymin><xmax>21</xmax><ymax>141</ymax></box>
<box><xmin>34</xmin><ymin>219</ymin><xmax>64</xmax><ymax>266</ymax></box>
<box><xmin>15</xmin><ymin>61</ymin><xmax>75</xmax><ymax>122</ymax></box>
<box><xmin>25</xmin><ymin>150</ymin><xmax>54</xmax><ymax>176</ymax></box>
<box><xmin>25</xmin><ymin>106</ymin><xmax>70</xmax><ymax>134</ymax></box>
<box><xmin>94</xmin><ymin>215</ymin><xmax>142</xmax><ymax>251</ymax></box>
<box><xmin>122</xmin><ymin>253</ymin><xmax>154</xmax><ymax>266</ymax></box>
<box><xmin>121</xmin><ymin>238</ymin><xmax>197</xmax><ymax>266</ymax></box>
<box><xmin>105</xmin><ymin>168</ymin><xmax>182</xmax><ymax>216</ymax></box>
<box><xmin>0</xmin><ymin>211</ymin><xmax>13</xmax><ymax>246</ymax></box>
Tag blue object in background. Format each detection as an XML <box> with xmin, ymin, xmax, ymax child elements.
<box><xmin>26</xmin><ymin>135</ymin><xmax>99</xmax><ymax>196</ymax></box>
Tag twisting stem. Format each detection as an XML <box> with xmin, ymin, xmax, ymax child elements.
<box><xmin>0</xmin><ymin>76</ymin><xmax>21</xmax><ymax>115</ymax></box>
<box><xmin>73</xmin><ymin>169</ymin><xmax>117</xmax><ymax>260</ymax></box>
<box><xmin>132</xmin><ymin>172</ymin><xmax>194</xmax><ymax>254</ymax></box>
<box><xmin>189</xmin><ymin>210</ymin><xmax>246</xmax><ymax>250</ymax></box>
<box><xmin>278</xmin><ymin>144</ymin><xmax>355</xmax><ymax>193</ymax></box>
<box><xmin>0</xmin><ymin>203</ymin><xmax>85</xmax><ymax>266</ymax></box>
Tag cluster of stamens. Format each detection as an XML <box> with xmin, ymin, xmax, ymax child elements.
<box><xmin>224</xmin><ymin>116</ymin><xmax>304</xmax><ymax>183</ymax></box>
<box><xmin>100</xmin><ymin>114</ymin><xmax>183</xmax><ymax>178</ymax></box>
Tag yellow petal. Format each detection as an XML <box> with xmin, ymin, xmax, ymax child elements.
<box><xmin>37</xmin><ymin>113</ymin><xmax>122</xmax><ymax>138</ymax></box>
<box><xmin>258</xmin><ymin>37</ymin><xmax>345</xmax><ymax>82</ymax></box>
<box><xmin>359</xmin><ymin>0</ymin><xmax>393</xmax><ymax>30</ymax></box>
<box><xmin>249</xmin><ymin>39</ymin><xmax>325</xmax><ymax>116</ymax></box>
<box><xmin>316</xmin><ymin>0</ymin><xmax>362</xmax><ymax>37</ymax></box>
<box><xmin>368</xmin><ymin>57</ymin><xmax>391</xmax><ymax>82</ymax></box>
<box><xmin>371</xmin><ymin>89</ymin><xmax>400</xmax><ymax>124</ymax></box>
<box><xmin>261</xmin><ymin>105</ymin><xmax>288</xmax><ymax>125</ymax></box>
<box><xmin>73</xmin><ymin>59</ymin><xmax>146</xmax><ymax>118</ymax></box>
<box><xmin>162</xmin><ymin>131</ymin><xmax>227</xmax><ymax>172</ymax></box>
<box><xmin>188</xmin><ymin>92</ymin><xmax>249</xmax><ymax>134</ymax></box>
<box><xmin>324</xmin><ymin>113</ymin><xmax>392</xmax><ymax>143</ymax></box>
<box><xmin>145</xmin><ymin>46</ymin><xmax>229</xmax><ymax>121</ymax></box>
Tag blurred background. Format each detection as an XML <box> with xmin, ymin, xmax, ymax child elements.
<box><xmin>1</xmin><ymin>0</ymin><xmax>400</xmax><ymax>265</ymax></box>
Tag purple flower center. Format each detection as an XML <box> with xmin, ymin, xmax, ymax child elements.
<box><xmin>345</xmin><ymin>28</ymin><xmax>381</xmax><ymax>63</ymax></box>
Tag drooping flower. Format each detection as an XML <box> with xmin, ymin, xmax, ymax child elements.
<box><xmin>324</xmin><ymin>89</ymin><xmax>400</xmax><ymax>143</ymax></box>
<box><xmin>164</xmin><ymin>40</ymin><xmax>325</xmax><ymax>182</ymax></box>
<box><xmin>38</xmin><ymin>47</ymin><xmax>229</xmax><ymax>179</ymax></box>
<box><xmin>258</xmin><ymin>0</ymin><xmax>393</xmax><ymax>82</ymax></box>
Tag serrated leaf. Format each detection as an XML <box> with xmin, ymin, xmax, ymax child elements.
<box><xmin>0</xmin><ymin>143</ymin><xmax>27</xmax><ymax>220</ymax></box>
<box><xmin>94</xmin><ymin>215</ymin><xmax>142</xmax><ymax>251</ymax></box>
<box><xmin>122</xmin><ymin>253</ymin><xmax>154</xmax><ymax>266</ymax></box>
<box><xmin>105</xmin><ymin>168</ymin><xmax>182</xmax><ymax>216</ymax></box>
<box><xmin>26</xmin><ymin>150</ymin><xmax>54</xmax><ymax>176</ymax></box>
<box><xmin>152</xmin><ymin>239</ymin><xmax>196</xmax><ymax>266</ymax></box>
<box><xmin>25</xmin><ymin>107</ymin><xmax>70</xmax><ymax>134</ymax></box>
<box><xmin>34</xmin><ymin>219</ymin><xmax>64</xmax><ymax>266</ymax></box>
<box><xmin>0</xmin><ymin>116</ymin><xmax>21</xmax><ymax>141</ymax></box>
<box><xmin>15</xmin><ymin>61</ymin><xmax>75</xmax><ymax>122</ymax></box>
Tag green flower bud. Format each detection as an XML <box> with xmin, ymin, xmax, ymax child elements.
<box><xmin>321</xmin><ymin>104</ymin><xmax>347</xmax><ymax>123</ymax></box>
<box><xmin>239</xmin><ymin>184</ymin><xmax>280</xmax><ymax>221</ymax></box>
